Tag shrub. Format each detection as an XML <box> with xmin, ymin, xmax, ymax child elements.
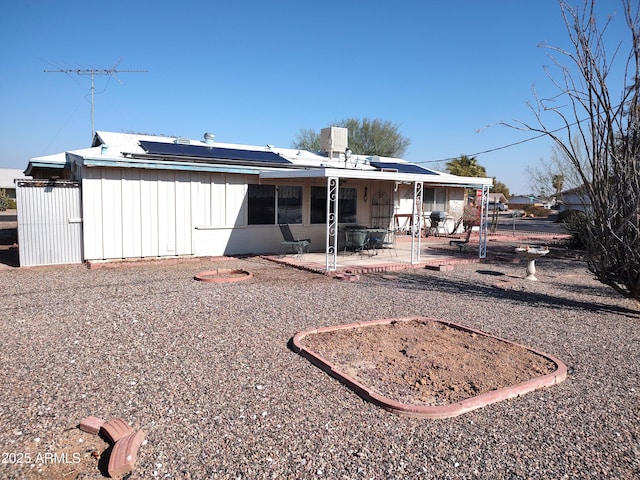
<box><xmin>560</xmin><ymin>210</ymin><xmax>589</xmax><ymax>250</ymax></box>
<box><xmin>462</xmin><ymin>204</ymin><xmax>480</xmax><ymax>230</ymax></box>
<box><xmin>522</xmin><ymin>205</ymin><xmax>550</xmax><ymax>217</ymax></box>
<box><xmin>0</xmin><ymin>190</ymin><xmax>9</xmax><ymax>211</ymax></box>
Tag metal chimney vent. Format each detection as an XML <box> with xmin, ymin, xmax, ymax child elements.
<box><xmin>204</xmin><ymin>132</ymin><xmax>216</xmax><ymax>144</ymax></box>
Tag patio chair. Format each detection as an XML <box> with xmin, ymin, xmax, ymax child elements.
<box><xmin>279</xmin><ymin>224</ymin><xmax>310</xmax><ymax>256</ymax></box>
<box><xmin>382</xmin><ymin>228</ymin><xmax>398</xmax><ymax>256</ymax></box>
<box><xmin>449</xmin><ymin>227</ymin><xmax>473</xmax><ymax>253</ymax></box>
<box><xmin>365</xmin><ymin>228</ymin><xmax>389</xmax><ymax>256</ymax></box>
<box><xmin>343</xmin><ymin>227</ymin><xmax>370</xmax><ymax>255</ymax></box>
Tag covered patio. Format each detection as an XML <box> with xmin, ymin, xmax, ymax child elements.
<box><xmin>261</xmin><ymin>167</ymin><xmax>493</xmax><ymax>273</ymax></box>
<box><xmin>264</xmin><ymin>232</ymin><xmax>482</xmax><ymax>276</ymax></box>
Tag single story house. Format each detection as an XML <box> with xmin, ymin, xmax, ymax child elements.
<box><xmin>487</xmin><ymin>192</ymin><xmax>508</xmax><ymax>211</ymax></box>
<box><xmin>19</xmin><ymin>128</ymin><xmax>493</xmax><ymax>269</ymax></box>
<box><xmin>508</xmin><ymin>195</ymin><xmax>543</xmax><ymax>210</ymax></box>
<box><xmin>558</xmin><ymin>186</ymin><xmax>591</xmax><ymax>213</ymax></box>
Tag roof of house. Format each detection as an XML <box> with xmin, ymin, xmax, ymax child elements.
<box><xmin>488</xmin><ymin>192</ymin><xmax>507</xmax><ymax>203</ymax></box>
<box><xmin>26</xmin><ymin>131</ymin><xmax>494</xmax><ymax>187</ymax></box>
<box><xmin>0</xmin><ymin>168</ymin><xmax>30</xmax><ymax>189</ymax></box>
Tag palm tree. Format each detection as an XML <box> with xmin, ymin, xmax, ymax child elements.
<box><xmin>552</xmin><ymin>174</ymin><xmax>564</xmax><ymax>204</ymax></box>
<box><xmin>445</xmin><ymin>155</ymin><xmax>487</xmax><ymax>177</ymax></box>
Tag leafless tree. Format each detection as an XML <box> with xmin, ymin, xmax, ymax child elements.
<box><xmin>511</xmin><ymin>0</ymin><xmax>640</xmax><ymax>299</ymax></box>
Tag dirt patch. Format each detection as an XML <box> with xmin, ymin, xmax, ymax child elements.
<box><xmin>299</xmin><ymin>318</ymin><xmax>558</xmax><ymax>407</ymax></box>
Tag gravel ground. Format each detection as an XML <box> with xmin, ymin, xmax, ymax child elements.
<box><xmin>0</xmin><ymin>252</ymin><xmax>638</xmax><ymax>479</ymax></box>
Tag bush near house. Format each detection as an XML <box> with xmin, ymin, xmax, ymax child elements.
<box><xmin>462</xmin><ymin>204</ymin><xmax>480</xmax><ymax>230</ymax></box>
<box><xmin>0</xmin><ymin>190</ymin><xmax>9</xmax><ymax>211</ymax></box>
<box><xmin>559</xmin><ymin>210</ymin><xmax>589</xmax><ymax>250</ymax></box>
<box><xmin>522</xmin><ymin>205</ymin><xmax>550</xmax><ymax>217</ymax></box>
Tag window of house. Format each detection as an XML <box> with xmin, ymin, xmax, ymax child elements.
<box><xmin>424</xmin><ymin>187</ymin><xmax>447</xmax><ymax>212</ymax></box>
<box><xmin>248</xmin><ymin>184</ymin><xmax>275</xmax><ymax>225</ymax></box>
<box><xmin>276</xmin><ymin>185</ymin><xmax>303</xmax><ymax>224</ymax></box>
<box><xmin>247</xmin><ymin>184</ymin><xmax>303</xmax><ymax>225</ymax></box>
<box><xmin>310</xmin><ymin>186</ymin><xmax>357</xmax><ymax>224</ymax></box>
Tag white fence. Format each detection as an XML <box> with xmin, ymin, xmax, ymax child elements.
<box><xmin>16</xmin><ymin>180</ymin><xmax>83</xmax><ymax>267</ymax></box>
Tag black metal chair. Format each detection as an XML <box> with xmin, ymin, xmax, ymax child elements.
<box><xmin>279</xmin><ymin>224</ymin><xmax>310</xmax><ymax>256</ymax></box>
<box><xmin>449</xmin><ymin>227</ymin><xmax>473</xmax><ymax>253</ymax></box>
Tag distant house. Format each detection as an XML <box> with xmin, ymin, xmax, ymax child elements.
<box><xmin>487</xmin><ymin>192</ymin><xmax>508</xmax><ymax>210</ymax></box>
<box><xmin>0</xmin><ymin>168</ymin><xmax>31</xmax><ymax>201</ymax></box>
<box><xmin>19</xmin><ymin>129</ymin><xmax>493</xmax><ymax>268</ymax></box>
<box><xmin>558</xmin><ymin>186</ymin><xmax>591</xmax><ymax>213</ymax></box>
<box><xmin>508</xmin><ymin>195</ymin><xmax>540</xmax><ymax>209</ymax></box>
<box><xmin>510</xmin><ymin>195</ymin><xmax>559</xmax><ymax>210</ymax></box>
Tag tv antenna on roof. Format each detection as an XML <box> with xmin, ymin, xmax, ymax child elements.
<box><xmin>45</xmin><ymin>58</ymin><xmax>147</xmax><ymax>141</ymax></box>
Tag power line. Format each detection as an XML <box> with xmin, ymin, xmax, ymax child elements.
<box><xmin>414</xmin><ymin>118</ymin><xmax>585</xmax><ymax>165</ymax></box>
<box><xmin>45</xmin><ymin>59</ymin><xmax>147</xmax><ymax>141</ymax></box>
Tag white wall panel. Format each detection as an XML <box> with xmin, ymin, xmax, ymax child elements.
<box><xmin>211</xmin><ymin>173</ymin><xmax>226</xmax><ymax>227</ymax></box>
<box><xmin>175</xmin><ymin>171</ymin><xmax>192</xmax><ymax>255</ymax></box>
<box><xmin>82</xmin><ymin>169</ymin><xmax>105</xmax><ymax>259</ymax></box>
<box><xmin>16</xmin><ymin>180</ymin><xmax>82</xmax><ymax>266</ymax></box>
<box><xmin>80</xmin><ymin>168</ymin><xmax>254</xmax><ymax>260</ymax></box>
<box><xmin>140</xmin><ymin>171</ymin><xmax>159</xmax><ymax>257</ymax></box>
<box><xmin>191</xmin><ymin>173</ymin><xmax>211</xmax><ymax>229</ymax></box>
<box><xmin>226</xmin><ymin>175</ymin><xmax>247</xmax><ymax>227</ymax></box>
<box><xmin>157</xmin><ymin>170</ymin><xmax>176</xmax><ymax>256</ymax></box>
<box><xmin>101</xmin><ymin>169</ymin><xmax>123</xmax><ymax>259</ymax></box>
<box><xmin>122</xmin><ymin>169</ymin><xmax>142</xmax><ymax>258</ymax></box>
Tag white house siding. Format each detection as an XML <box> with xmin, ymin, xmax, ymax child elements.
<box><xmin>191</xmin><ymin>173</ymin><xmax>250</xmax><ymax>256</ymax></box>
<box><xmin>16</xmin><ymin>180</ymin><xmax>83</xmax><ymax>266</ymax></box>
<box><xmin>81</xmin><ymin>167</ymin><xmax>257</xmax><ymax>260</ymax></box>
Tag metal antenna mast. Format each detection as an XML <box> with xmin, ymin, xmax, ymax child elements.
<box><xmin>45</xmin><ymin>59</ymin><xmax>147</xmax><ymax>141</ymax></box>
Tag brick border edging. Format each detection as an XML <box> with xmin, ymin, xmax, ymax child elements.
<box><xmin>194</xmin><ymin>268</ymin><xmax>253</xmax><ymax>283</ymax></box>
<box><xmin>260</xmin><ymin>254</ymin><xmax>482</xmax><ymax>276</ymax></box>
<box><xmin>86</xmin><ymin>255</ymin><xmax>236</xmax><ymax>270</ymax></box>
<box><xmin>291</xmin><ymin>316</ymin><xmax>567</xmax><ymax>419</ymax></box>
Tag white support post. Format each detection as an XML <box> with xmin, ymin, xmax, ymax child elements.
<box><xmin>478</xmin><ymin>184</ymin><xmax>490</xmax><ymax>258</ymax></box>
<box><xmin>411</xmin><ymin>181</ymin><xmax>423</xmax><ymax>264</ymax></box>
<box><xmin>325</xmin><ymin>177</ymin><xmax>339</xmax><ymax>272</ymax></box>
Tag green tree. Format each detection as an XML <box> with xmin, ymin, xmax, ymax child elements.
<box><xmin>445</xmin><ymin>155</ymin><xmax>487</xmax><ymax>177</ymax></box>
<box><xmin>552</xmin><ymin>174</ymin><xmax>564</xmax><ymax>202</ymax></box>
<box><xmin>293</xmin><ymin>118</ymin><xmax>410</xmax><ymax>157</ymax></box>
<box><xmin>492</xmin><ymin>179</ymin><xmax>510</xmax><ymax>199</ymax></box>
<box><xmin>293</xmin><ymin>128</ymin><xmax>321</xmax><ymax>151</ymax></box>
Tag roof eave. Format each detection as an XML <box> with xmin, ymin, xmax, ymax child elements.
<box><xmin>260</xmin><ymin>168</ymin><xmax>493</xmax><ymax>186</ymax></box>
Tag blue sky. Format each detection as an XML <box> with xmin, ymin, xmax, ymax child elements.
<box><xmin>0</xmin><ymin>0</ymin><xmax>632</xmax><ymax>195</ymax></box>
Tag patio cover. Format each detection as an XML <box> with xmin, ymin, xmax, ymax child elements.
<box><xmin>260</xmin><ymin>167</ymin><xmax>493</xmax><ymax>271</ymax></box>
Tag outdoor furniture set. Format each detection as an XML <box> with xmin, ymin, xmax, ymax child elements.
<box><xmin>278</xmin><ymin>223</ymin><xmax>398</xmax><ymax>258</ymax></box>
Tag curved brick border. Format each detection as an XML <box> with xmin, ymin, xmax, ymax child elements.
<box><xmin>292</xmin><ymin>316</ymin><xmax>567</xmax><ymax>419</ymax></box>
<box><xmin>194</xmin><ymin>269</ymin><xmax>253</xmax><ymax>283</ymax></box>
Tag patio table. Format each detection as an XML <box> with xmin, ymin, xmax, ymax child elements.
<box><xmin>345</xmin><ymin>227</ymin><xmax>389</xmax><ymax>255</ymax></box>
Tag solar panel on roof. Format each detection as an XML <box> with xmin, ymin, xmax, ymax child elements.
<box><xmin>369</xmin><ymin>161</ymin><xmax>437</xmax><ymax>175</ymax></box>
<box><xmin>138</xmin><ymin>141</ymin><xmax>291</xmax><ymax>165</ymax></box>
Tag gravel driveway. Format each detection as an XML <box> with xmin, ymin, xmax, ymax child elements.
<box><xmin>1</xmin><ymin>254</ymin><xmax>638</xmax><ymax>479</ymax></box>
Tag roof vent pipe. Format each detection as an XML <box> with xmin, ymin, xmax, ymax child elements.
<box><xmin>204</xmin><ymin>132</ymin><xmax>215</xmax><ymax>145</ymax></box>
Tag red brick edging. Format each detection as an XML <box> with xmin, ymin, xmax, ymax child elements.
<box><xmin>78</xmin><ymin>416</ymin><xmax>145</xmax><ymax>477</ymax></box>
<box><xmin>194</xmin><ymin>269</ymin><xmax>253</xmax><ymax>283</ymax></box>
<box><xmin>292</xmin><ymin>316</ymin><xmax>567</xmax><ymax>419</ymax></box>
